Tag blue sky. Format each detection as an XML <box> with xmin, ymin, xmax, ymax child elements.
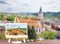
<box><xmin>0</xmin><ymin>0</ymin><xmax>60</xmax><ymax>13</ymax></box>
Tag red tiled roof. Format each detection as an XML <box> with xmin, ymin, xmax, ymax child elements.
<box><xmin>14</xmin><ymin>16</ymin><xmax>42</xmax><ymax>28</ymax></box>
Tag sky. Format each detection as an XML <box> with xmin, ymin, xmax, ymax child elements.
<box><xmin>0</xmin><ymin>0</ymin><xmax>60</xmax><ymax>13</ymax></box>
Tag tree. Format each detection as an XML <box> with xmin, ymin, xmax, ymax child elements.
<box><xmin>31</xmin><ymin>26</ymin><xmax>37</xmax><ymax>39</ymax></box>
<box><xmin>0</xmin><ymin>15</ymin><xmax>3</xmax><ymax>20</ymax></box>
<box><xmin>0</xmin><ymin>33</ymin><xmax>5</xmax><ymax>39</ymax></box>
<box><xmin>28</xmin><ymin>26</ymin><xmax>37</xmax><ymax>39</ymax></box>
<box><xmin>7</xmin><ymin>16</ymin><xmax>14</xmax><ymax>21</ymax></box>
<box><xmin>39</xmin><ymin>30</ymin><xmax>56</xmax><ymax>39</ymax></box>
<box><xmin>28</xmin><ymin>26</ymin><xmax>31</xmax><ymax>39</ymax></box>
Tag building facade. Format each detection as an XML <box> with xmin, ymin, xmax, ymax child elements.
<box><xmin>14</xmin><ymin>7</ymin><xmax>47</xmax><ymax>34</ymax></box>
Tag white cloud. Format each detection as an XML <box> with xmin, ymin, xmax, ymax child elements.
<box><xmin>0</xmin><ymin>0</ymin><xmax>60</xmax><ymax>13</ymax></box>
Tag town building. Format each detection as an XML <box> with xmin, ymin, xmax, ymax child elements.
<box><xmin>14</xmin><ymin>7</ymin><xmax>49</xmax><ymax>34</ymax></box>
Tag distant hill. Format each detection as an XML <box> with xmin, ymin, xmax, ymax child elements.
<box><xmin>44</xmin><ymin>12</ymin><xmax>60</xmax><ymax>18</ymax></box>
<box><xmin>0</xmin><ymin>12</ymin><xmax>60</xmax><ymax>18</ymax></box>
<box><xmin>32</xmin><ymin>12</ymin><xmax>60</xmax><ymax>18</ymax></box>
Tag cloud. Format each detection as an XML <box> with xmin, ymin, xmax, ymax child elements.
<box><xmin>0</xmin><ymin>1</ymin><xmax>6</xmax><ymax>4</ymax></box>
<box><xmin>0</xmin><ymin>0</ymin><xmax>60</xmax><ymax>13</ymax></box>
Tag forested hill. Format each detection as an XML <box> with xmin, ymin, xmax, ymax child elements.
<box><xmin>43</xmin><ymin>12</ymin><xmax>60</xmax><ymax>18</ymax></box>
<box><xmin>32</xmin><ymin>12</ymin><xmax>60</xmax><ymax>18</ymax></box>
<box><xmin>0</xmin><ymin>12</ymin><xmax>60</xmax><ymax>18</ymax></box>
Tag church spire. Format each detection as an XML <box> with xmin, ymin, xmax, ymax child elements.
<box><xmin>38</xmin><ymin>7</ymin><xmax>43</xmax><ymax>20</ymax></box>
<box><xmin>39</xmin><ymin>7</ymin><xmax>42</xmax><ymax>13</ymax></box>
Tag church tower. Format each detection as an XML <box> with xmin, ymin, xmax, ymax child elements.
<box><xmin>38</xmin><ymin>7</ymin><xmax>44</xmax><ymax>33</ymax></box>
<box><xmin>38</xmin><ymin>7</ymin><xmax>43</xmax><ymax>21</ymax></box>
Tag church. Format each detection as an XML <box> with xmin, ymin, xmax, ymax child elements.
<box><xmin>14</xmin><ymin>7</ymin><xmax>49</xmax><ymax>34</ymax></box>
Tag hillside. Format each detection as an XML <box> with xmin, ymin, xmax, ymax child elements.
<box><xmin>0</xmin><ymin>12</ymin><xmax>60</xmax><ymax>19</ymax></box>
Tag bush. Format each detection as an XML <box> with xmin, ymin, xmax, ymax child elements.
<box><xmin>0</xmin><ymin>33</ymin><xmax>5</xmax><ymax>39</ymax></box>
<box><xmin>0</xmin><ymin>15</ymin><xmax>3</xmax><ymax>20</ymax></box>
<box><xmin>7</xmin><ymin>16</ymin><xmax>14</xmax><ymax>21</ymax></box>
<box><xmin>39</xmin><ymin>30</ymin><xmax>56</xmax><ymax>39</ymax></box>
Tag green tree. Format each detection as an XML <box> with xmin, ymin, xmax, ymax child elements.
<box><xmin>39</xmin><ymin>30</ymin><xmax>56</xmax><ymax>39</ymax></box>
<box><xmin>0</xmin><ymin>15</ymin><xmax>3</xmax><ymax>20</ymax></box>
<box><xmin>31</xmin><ymin>26</ymin><xmax>37</xmax><ymax>39</ymax></box>
<box><xmin>0</xmin><ymin>16</ymin><xmax>3</xmax><ymax>20</ymax></box>
<box><xmin>7</xmin><ymin>16</ymin><xmax>14</xmax><ymax>21</ymax></box>
<box><xmin>28</xmin><ymin>26</ymin><xmax>37</xmax><ymax>39</ymax></box>
<box><xmin>28</xmin><ymin>26</ymin><xmax>31</xmax><ymax>39</ymax></box>
<box><xmin>0</xmin><ymin>33</ymin><xmax>5</xmax><ymax>39</ymax></box>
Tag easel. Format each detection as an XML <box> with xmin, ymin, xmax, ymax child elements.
<box><xmin>8</xmin><ymin>38</ymin><xmax>26</xmax><ymax>44</ymax></box>
<box><xmin>5</xmin><ymin>23</ymin><xmax>28</xmax><ymax>44</ymax></box>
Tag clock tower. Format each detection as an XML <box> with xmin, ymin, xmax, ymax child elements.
<box><xmin>38</xmin><ymin>7</ymin><xmax>43</xmax><ymax>21</ymax></box>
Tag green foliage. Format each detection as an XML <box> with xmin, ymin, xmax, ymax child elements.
<box><xmin>0</xmin><ymin>12</ymin><xmax>60</xmax><ymax>21</ymax></box>
<box><xmin>31</xmin><ymin>26</ymin><xmax>37</xmax><ymax>39</ymax></box>
<box><xmin>0</xmin><ymin>15</ymin><xmax>3</xmax><ymax>20</ymax></box>
<box><xmin>7</xmin><ymin>15</ymin><xmax>15</xmax><ymax>21</ymax></box>
<box><xmin>44</xmin><ymin>12</ymin><xmax>60</xmax><ymax>19</ymax></box>
<box><xmin>20</xmin><ymin>28</ymin><xmax>26</xmax><ymax>31</ymax></box>
<box><xmin>28</xmin><ymin>26</ymin><xmax>32</xmax><ymax>39</ymax></box>
<box><xmin>0</xmin><ymin>33</ymin><xmax>5</xmax><ymax>39</ymax></box>
<box><xmin>28</xmin><ymin>26</ymin><xmax>37</xmax><ymax>39</ymax></box>
<box><xmin>39</xmin><ymin>30</ymin><xmax>56</xmax><ymax>39</ymax></box>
